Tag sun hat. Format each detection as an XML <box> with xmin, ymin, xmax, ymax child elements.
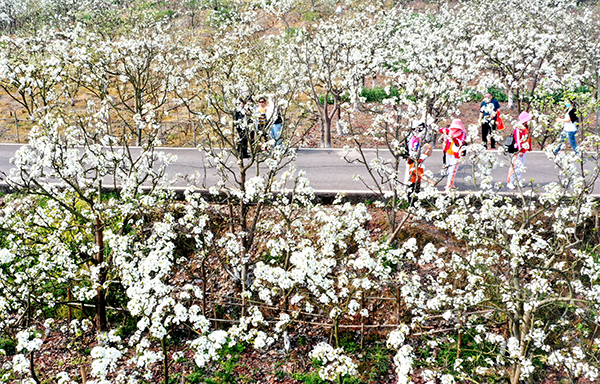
<box><xmin>518</xmin><ymin>111</ymin><xmax>533</xmax><ymax>125</ymax></box>
<box><xmin>448</xmin><ymin>119</ymin><xmax>465</xmax><ymax>132</ymax></box>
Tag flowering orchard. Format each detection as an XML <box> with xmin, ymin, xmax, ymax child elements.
<box><xmin>0</xmin><ymin>0</ymin><xmax>599</xmax><ymax>383</ymax></box>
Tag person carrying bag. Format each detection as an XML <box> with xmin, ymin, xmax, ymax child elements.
<box><xmin>507</xmin><ymin>111</ymin><xmax>532</xmax><ymax>189</ymax></box>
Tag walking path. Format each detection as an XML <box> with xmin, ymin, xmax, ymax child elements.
<box><xmin>0</xmin><ymin>144</ymin><xmax>598</xmax><ymax>196</ymax></box>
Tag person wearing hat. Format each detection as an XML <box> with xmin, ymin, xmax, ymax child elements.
<box><xmin>439</xmin><ymin>119</ymin><xmax>466</xmax><ymax>192</ymax></box>
<box><xmin>507</xmin><ymin>111</ymin><xmax>532</xmax><ymax>189</ymax></box>
<box><xmin>479</xmin><ymin>92</ymin><xmax>501</xmax><ymax>150</ymax></box>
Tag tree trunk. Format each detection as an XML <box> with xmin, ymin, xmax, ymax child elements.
<box><xmin>162</xmin><ymin>336</ymin><xmax>169</xmax><ymax>384</ymax></box>
<box><xmin>507</xmin><ymin>89</ymin><xmax>515</xmax><ymax>110</ymax></box>
<box><xmin>322</xmin><ymin>118</ymin><xmax>331</xmax><ymax>148</ymax></box>
<box><xmin>94</xmin><ymin>216</ymin><xmax>108</xmax><ymax>332</ymax></box>
<box><xmin>336</xmin><ymin>105</ymin><xmax>343</xmax><ymax>135</ymax></box>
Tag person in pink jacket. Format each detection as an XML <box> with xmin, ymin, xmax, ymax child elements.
<box><xmin>507</xmin><ymin>111</ymin><xmax>532</xmax><ymax>189</ymax></box>
<box><xmin>439</xmin><ymin>119</ymin><xmax>466</xmax><ymax>192</ymax></box>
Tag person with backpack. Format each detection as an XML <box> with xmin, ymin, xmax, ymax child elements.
<box><xmin>507</xmin><ymin>111</ymin><xmax>532</xmax><ymax>190</ymax></box>
<box><xmin>439</xmin><ymin>119</ymin><xmax>466</xmax><ymax>193</ymax></box>
<box><xmin>553</xmin><ymin>100</ymin><xmax>579</xmax><ymax>156</ymax></box>
<box><xmin>403</xmin><ymin>121</ymin><xmax>425</xmax><ymax>183</ymax></box>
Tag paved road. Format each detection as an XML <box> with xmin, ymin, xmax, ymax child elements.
<box><xmin>0</xmin><ymin>143</ymin><xmax>598</xmax><ymax>196</ymax></box>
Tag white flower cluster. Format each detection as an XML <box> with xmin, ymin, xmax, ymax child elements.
<box><xmin>392</xmin><ymin>345</ymin><xmax>414</xmax><ymax>384</ymax></box>
<box><xmin>548</xmin><ymin>347</ymin><xmax>600</xmax><ymax>382</ymax></box>
<box><xmin>0</xmin><ymin>2</ymin><xmax>598</xmax><ymax>382</ymax></box>
<box><xmin>309</xmin><ymin>342</ymin><xmax>358</xmax><ymax>381</ymax></box>
<box><xmin>188</xmin><ymin>330</ymin><xmax>228</xmax><ymax>368</ymax></box>
<box><xmin>89</xmin><ymin>345</ymin><xmax>122</xmax><ymax>380</ymax></box>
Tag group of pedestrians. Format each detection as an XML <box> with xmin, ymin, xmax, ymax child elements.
<box><xmin>478</xmin><ymin>94</ymin><xmax>580</xmax><ymax>190</ymax></box>
<box><xmin>405</xmin><ymin>94</ymin><xmax>581</xmax><ymax>194</ymax></box>
<box><xmin>234</xmin><ymin>95</ymin><xmax>283</xmax><ymax>158</ymax></box>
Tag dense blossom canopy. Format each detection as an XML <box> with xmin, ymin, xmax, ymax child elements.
<box><xmin>0</xmin><ymin>0</ymin><xmax>599</xmax><ymax>383</ymax></box>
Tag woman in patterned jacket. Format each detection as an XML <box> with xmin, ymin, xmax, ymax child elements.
<box><xmin>507</xmin><ymin>111</ymin><xmax>532</xmax><ymax>190</ymax></box>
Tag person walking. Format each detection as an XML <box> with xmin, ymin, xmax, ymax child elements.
<box><xmin>407</xmin><ymin>143</ymin><xmax>433</xmax><ymax>205</ymax></box>
<box><xmin>255</xmin><ymin>95</ymin><xmax>283</xmax><ymax>147</ymax></box>
<box><xmin>269</xmin><ymin>106</ymin><xmax>283</xmax><ymax>147</ymax></box>
<box><xmin>255</xmin><ymin>96</ymin><xmax>269</xmax><ymax>133</ymax></box>
<box><xmin>439</xmin><ymin>119</ymin><xmax>466</xmax><ymax>193</ymax></box>
<box><xmin>234</xmin><ymin>97</ymin><xmax>251</xmax><ymax>158</ymax></box>
<box><xmin>553</xmin><ymin>100</ymin><xmax>579</xmax><ymax>156</ymax></box>
<box><xmin>507</xmin><ymin>111</ymin><xmax>532</xmax><ymax>189</ymax></box>
<box><xmin>479</xmin><ymin>92</ymin><xmax>501</xmax><ymax>149</ymax></box>
<box><xmin>403</xmin><ymin>121</ymin><xmax>432</xmax><ymax>204</ymax></box>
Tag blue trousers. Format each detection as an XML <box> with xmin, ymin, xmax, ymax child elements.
<box><xmin>554</xmin><ymin>131</ymin><xmax>578</xmax><ymax>155</ymax></box>
<box><xmin>270</xmin><ymin>123</ymin><xmax>282</xmax><ymax>146</ymax></box>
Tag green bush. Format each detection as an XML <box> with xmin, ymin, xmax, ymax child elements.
<box><xmin>154</xmin><ymin>9</ymin><xmax>175</xmax><ymax>21</ymax></box>
<box><xmin>303</xmin><ymin>11</ymin><xmax>322</xmax><ymax>21</ymax></box>
<box><xmin>488</xmin><ymin>86</ymin><xmax>508</xmax><ymax>102</ymax></box>
<box><xmin>360</xmin><ymin>86</ymin><xmax>401</xmax><ymax>103</ymax></box>
<box><xmin>186</xmin><ymin>366</ymin><xmax>206</xmax><ymax>384</ymax></box>
<box><xmin>318</xmin><ymin>93</ymin><xmax>349</xmax><ymax>105</ymax></box>
<box><xmin>468</xmin><ymin>87</ymin><xmax>509</xmax><ymax>103</ymax></box>
<box><xmin>0</xmin><ymin>338</ymin><xmax>16</xmax><ymax>356</ymax></box>
<box><xmin>291</xmin><ymin>371</ymin><xmax>326</xmax><ymax>384</ymax></box>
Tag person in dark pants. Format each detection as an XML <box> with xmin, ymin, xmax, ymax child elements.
<box><xmin>234</xmin><ymin>97</ymin><xmax>252</xmax><ymax>158</ymax></box>
<box><xmin>479</xmin><ymin>92</ymin><xmax>501</xmax><ymax>149</ymax></box>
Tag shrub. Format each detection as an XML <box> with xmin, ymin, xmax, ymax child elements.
<box><xmin>360</xmin><ymin>86</ymin><xmax>401</xmax><ymax>103</ymax></box>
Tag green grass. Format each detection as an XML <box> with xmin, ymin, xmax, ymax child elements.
<box><xmin>191</xmin><ymin>343</ymin><xmax>247</xmax><ymax>384</ymax></box>
<box><xmin>291</xmin><ymin>371</ymin><xmax>326</xmax><ymax>384</ymax></box>
<box><xmin>360</xmin><ymin>87</ymin><xmax>401</xmax><ymax>103</ymax></box>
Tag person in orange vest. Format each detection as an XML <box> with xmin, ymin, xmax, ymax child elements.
<box><xmin>507</xmin><ymin>111</ymin><xmax>532</xmax><ymax>189</ymax></box>
<box><xmin>407</xmin><ymin>141</ymin><xmax>433</xmax><ymax>205</ymax></box>
<box><xmin>439</xmin><ymin>119</ymin><xmax>466</xmax><ymax>193</ymax></box>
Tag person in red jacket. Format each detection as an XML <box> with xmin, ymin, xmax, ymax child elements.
<box><xmin>439</xmin><ymin>119</ymin><xmax>466</xmax><ymax>192</ymax></box>
<box><xmin>507</xmin><ymin>111</ymin><xmax>532</xmax><ymax>189</ymax></box>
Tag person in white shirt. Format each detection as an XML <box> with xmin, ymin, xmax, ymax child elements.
<box><xmin>553</xmin><ymin>100</ymin><xmax>579</xmax><ymax>156</ymax></box>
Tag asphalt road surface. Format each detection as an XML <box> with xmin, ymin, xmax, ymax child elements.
<box><xmin>0</xmin><ymin>143</ymin><xmax>598</xmax><ymax>196</ymax></box>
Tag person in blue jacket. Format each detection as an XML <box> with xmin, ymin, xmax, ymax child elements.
<box><xmin>479</xmin><ymin>92</ymin><xmax>501</xmax><ymax>149</ymax></box>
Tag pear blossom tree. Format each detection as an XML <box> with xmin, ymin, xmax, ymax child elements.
<box><xmin>465</xmin><ymin>0</ymin><xmax>599</xmax><ymax>114</ymax></box>
<box><xmin>172</xmin><ymin>11</ymin><xmax>315</xmax><ymax>321</ymax></box>
<box><xmin>0</xmin><ymin>28</ymin><xmax>69</xmax><ymax>120</ymax></box>
<box><xmin>383</xmin><ymin>5</ymin><xmax>476</xmax><ymax>124</ymax></box>
<box><xmin>343</xmin><ymin>5</ymin><xmax>477</xmax><ymax>243</ymax></box>
<box><xmin>2</xmin><ymin>102</ymin><xmax>176</xmax><ymax>333</ymax></box>
<box><xmin>79</xmin><ymin>23</ymin><xmax>183</xmax><ymax>145</ymax></box>
<box><xmin>251</xmin><ymin>202</ymin><xmax>386</xmax><ymax>346</ymax></box>
<box><xmin>379</xmin><ymin>142</ymin><xmax>600</xmax><ymax>383</ymax></box>
<box><xmin>288</xmin><ymin>12</ymin><xmax>379</xmax><ymax>148</ymax></box>
<box><xmin>0</xmin><ymin>105</ymin><xmax>224</xmax><ymax>383</ymax></box>
<box><xmin>260</xmin><ymin>0</ymin><xmax>298</xmax><ymax>34</ymax></box>
<box><xmin>0</xmin><ymin>0</ymin><xmax>28</xmax><ymax>31</ymax></box>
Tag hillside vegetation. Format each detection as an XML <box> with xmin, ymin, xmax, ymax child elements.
<box><xmin>0</xmin><ymin>1</ymin><xmax>600</xmax><ymax>384</ymax></box>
